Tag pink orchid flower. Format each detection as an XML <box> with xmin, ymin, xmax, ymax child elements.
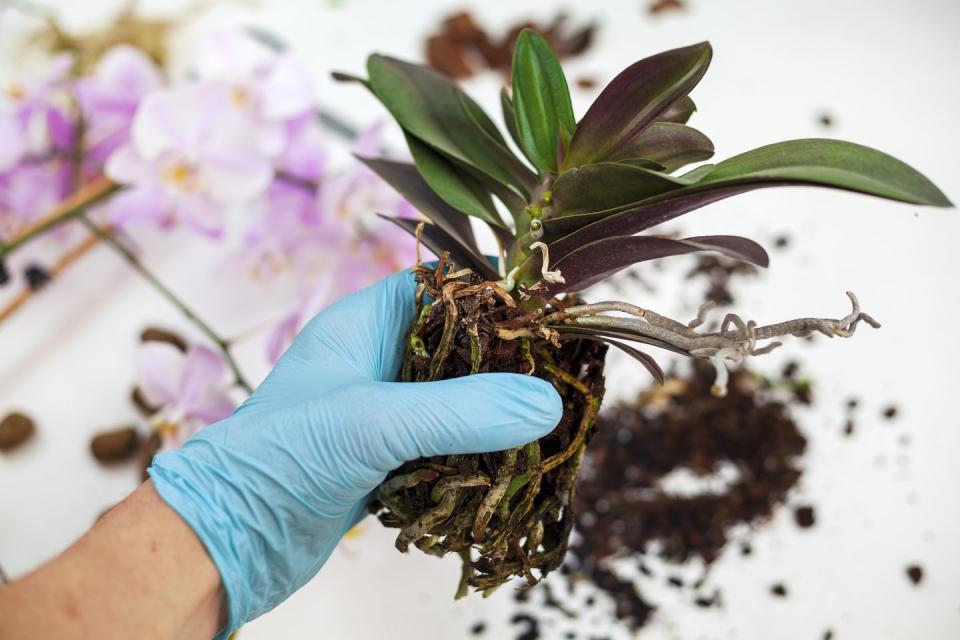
<box><xmin>193</xmin><ymin>31</ymin><xmax>316</xmax><ymax>157</ymax></box>
<box><xmin>76</xmin><ymin>44</ymin><xmax>163</xmax><ymax>165</ymax></box>
<box><xmin>137</xmin><ymin>342</ymin><xmax>237</xmax><ymax>449</ymax></box>
<box><xmin>105</xmin><ymin>83</ymin><xmax>273</xmax><ymax>237</ymax></box>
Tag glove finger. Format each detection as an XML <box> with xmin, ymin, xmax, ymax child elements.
<box><xmin>237</xmin><ymin>268</ymin><xmax>419</xmax><ymax>415</ymax></box>
<box><xmin>359</xmin><ymin>373</ymin><xmax>563</xmax><ymax>469</ymax></box>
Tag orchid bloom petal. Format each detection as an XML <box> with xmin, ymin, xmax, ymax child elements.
<box><xmin>137</xmin><ymin>342</ymin><xmax>188</xmax><ymax>409</ymax></box>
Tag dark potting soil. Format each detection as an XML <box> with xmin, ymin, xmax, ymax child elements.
<box><xmin>906</xmin><ymin>564</ymin><xmax>924</xmax><ymax>586</ymax></box>
<box><xmin>90</xmin><ymin>426</ymin><xmax>142</xmax><ymax>463</ymax></box>
<box><xmin>424</xmin><ymin>11</ymin><xmax>595</xmax><ymax>81</ymax></box>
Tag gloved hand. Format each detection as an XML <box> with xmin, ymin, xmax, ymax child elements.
<box><xmin>148</xmin><ymin>268</ymin><xmax>563</xmax><ymax>638</ymax></box>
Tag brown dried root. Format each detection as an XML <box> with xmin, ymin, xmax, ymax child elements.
<box><xmin>370</xmin><ymin>255</ymin><xmax>607</xmax><ymax>595</ymax></box>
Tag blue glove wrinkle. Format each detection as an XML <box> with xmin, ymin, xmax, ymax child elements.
<box><xmin>147</xmin><ymin>268</ymin><xmax>563</xmax><ymax>637</ymax></box>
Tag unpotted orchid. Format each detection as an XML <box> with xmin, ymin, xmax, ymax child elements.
<box><xmin>334</xmin><ymin>31</ymin><xmax>951</xmax><ymax>595</ymax></box>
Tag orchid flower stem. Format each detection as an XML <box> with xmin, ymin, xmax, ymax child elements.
<box><xmin>0</xmin><ymin>176</ymin><xmax>119</xmax><ymax>260</ymax></box>
<box><xmin>79</xmin><ymin>216</ymin><xmax>254</xmax><ymax>394</ymax></box>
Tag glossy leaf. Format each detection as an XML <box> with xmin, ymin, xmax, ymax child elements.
<box><xmin>702</xmin><ymin>138</ymin><xmax>952</xmax><ymax>206</ymax></box>
<box><xmin>511</xmin><ymin>29</ymin><xmax>577</xmax><ymax>174</ymax></box>
<box><xmin>406</xmin><ymin>134</ymin><xmax>506</xmax><ymax>228</ymax></box>
<box><xmin>551</xmin><ymin>162</ymin><xmax>684</xmax><ymax>216</ymax></box>
<box><xmin>499</xmin><ymin>88</ymin><xmax>526</xmax><ymax>159</ymax></box>
<box><xmin>358</xmin><ymin>156</ymin><xmax>479</xmax><ymax>253</ymax></box>
<box><xmin>366</xmin><ymin>55</ymin><xmax>536</xmax><ymax>198</ymax></box>
<box><xmin>658</xmin><ymin>96</ymin><xmax>697</xmax><ymax>124</ymax></box>
<box><xmin>379</xmin><ymin>215</ymin><xmax>498</xmax><ymax>280</ymax></box>
<box><xmin>557</xmin><ymin>333</ymin><xmax>664</xmax><ymax>383</ymax></box>
<box><xmin>547</xmin><ymin>138</ymin><xmax>952</xmax><ymax>256</ymax></box>
<box><xmin>606</xmin><ymin>122</ymin><xmax>714</xmax><ymax>171</ymax></box>
<box><xmin>563</xmin><ymin>42</ymin><xmax>712</xmax><ymax>169</ymax></box>
<box><xmin>547</xmin><ymin>234</ymin><xmax>768</xmax><ymax>294</ymax></box>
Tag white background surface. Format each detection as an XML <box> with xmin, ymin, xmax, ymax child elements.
<box><xmin>1</xmin><ymin>0</ymin><xmax>959</xmax><ymax>638</ymax></box>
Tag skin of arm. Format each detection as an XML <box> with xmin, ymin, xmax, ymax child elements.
<box><xmin>0</xmin><ymin>481</ymin><xmax>224</xmax><ymax>640</ymax></box>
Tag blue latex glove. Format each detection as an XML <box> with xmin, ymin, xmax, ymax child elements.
<box><xmin>148</xmin><ymin>268</ymin><xmax>563</xmax><ymax>638</ymax></box>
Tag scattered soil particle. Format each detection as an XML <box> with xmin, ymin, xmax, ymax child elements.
<box><xmin>686</xmin><ymin>255</ymin><xmax>757</xmax><ymax>306</ymax></box>
<box><xmin>843</xmin><ymin>419</ymin><xmax>855</xmax><ymax>437</ymax></box>
<box><xmin>793</xmin><ymin>505</ymin><xmax>816</xmax><ymax>529</ymax></box>
<box><xmin>774</xmin><ymin>235</ymin><xmax>790</xmax><ymax>249</ymax></box>
<box><xmin>882</xmin><ymin>405</ymin><xmax>899</xmax><ymax>420</ymax></box>
<box><xmin>818</xmin><ymin>113</ymin><xmax>834</xmax><ymax>128</ymax></box>
<box><xmin>823</xmin><ymin>630</ymin><xmax>834</xmax><ymax>640</ymax></box>
<box><xmin>0</xmin><ymin>412</ymin><xmax>36</xmax><ymax>451</ymax></box>
<box><xmin>906</xmin><ymin>565</ymin><xmax>924</xmax><ymax>586</ymax></box>
<box><xmin>510</xmin><ymin>612</ymin><xmax>541</xmax><ymax>640</ymax></box>
<box><xmin>740</xmin><ymin>542</ymin><xmax>753</xmax><ymax>556</ymax></box>
<box><xmin>667</xmin><ymin>576</ymin><xmax>684</xmax><ymax>588</ymax></box>
<box><xmin>24</xmin><ymin>263</ymin><xmax>51</xmax><ymax>290</ymax></box>
<box><xmin>782</xmin><ymin>360</ymin><xmax>800</xmax><ymax>379</ymax></box>
<box><xmin>90</xmin><ymin>426</ymin><xmax>141</xmax><ymax>463</ymax></box>
<box><xmin>470</xmin><ymin>621</ymin><xmax>487</xmax><ymax>635</ymax></box>
<box><xmin>140</xmin><ymin>327</ymin><xmax>187</xmax><ymax>352</ymax></box>
<box><xmin>647</xmin><ymin>0</ymin><xmax>686</xmax><ymax>15</ymax></box>
<box><xmin>770</xmin><ymin>583</ymin><xmax>788</xmax><ymax>598</ymax></box>
<box><xmin>576</xmin><ymin>76</ymin><xmax>598</xmax><ymax>89</ymax></box>
<box><xmin>425</xmin><ymin>11</ymin><xmax>595</xmax><ymax>81</ymax></box>
<box><xmin>0</xmin><ymin>259</ymin><xmax>9</xmax><ymax>286</ymax></box>
<box><xmin>846</xmin><ymin>397</ymin><xmax>859</xmax><ymax>410</ymax></box>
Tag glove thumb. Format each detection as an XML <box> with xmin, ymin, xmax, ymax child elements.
<box><xmin>362</xmin><ymin>373</ymin><xmax>563</xmax><ymax>466</ymax></box>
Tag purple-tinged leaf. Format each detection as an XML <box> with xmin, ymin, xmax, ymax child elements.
<box><xmin>562</xmin><ymin>42</ymin><xmax>712</xmax><ymax>169</ymax></box>
<box><xmin>558</xmin><ymin>332</ymin><xmax>664</xmax><ymax>383</ymax></box>
<box><xmin>658</xmin><ymin>95</ymin><xmax>697</xmax><ymax>124</ymax></box>
<box><xmin>379</xmin><ymin>215</ymin><xmax>498</xmax><ymax>280</ymax></box>
<box><xmin>605</xmin><ymin>122</ymin><xmax>714</xmax><ymax>171</ymax></box>
<box><xmin>546</xmin><ymin>234</ymin><xmax>767</xmax><ymax>294</ymax></box>
<box><xmin>551</xmin><ymin>162</ymin><xmax>683</xmax><ymax>216</ymax></box>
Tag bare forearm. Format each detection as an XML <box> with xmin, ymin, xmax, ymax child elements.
<box><xmin>0</xmin><ymin>481</ymin><xmax>224</xmax><ymax>640</ymax></box>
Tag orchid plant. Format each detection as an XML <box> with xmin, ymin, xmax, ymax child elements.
<box><xmin>336</xmin><ymin>31</ymin><xmax>951</xmax><ymax>594</ymax></box>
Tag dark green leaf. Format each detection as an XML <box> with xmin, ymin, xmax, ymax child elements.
<box><xmin>331</xmin><ymin>70</ymin><xmax>369</xmax><ymax>87</ymax></box>
<box><xmin>358</xmin><ymin>156</ymin><xmax>479</xmax><ymax>253</ymax></box>
<box><xmin>702</xmin><ymin>138</ymin><xmax>952</xmax><ymax>206</ymax></box>
<box><xmin>378</xmin><ymin>215</ymin><xmax>498</xmax><ymax>280</ymax></box>
<box><xmin>563</xmin><ymin>42</ymin><xmax>712</xmax><ymax>169</ymax></box>
<box><xmin>366</xmin><ymin>55</ymin><xmax>536</xmax><ymax>198</ymax></box>
<box><xmin>511</xmin><ymin>29</ymin><xmax>577</xmax><ymax>174</ymax></box>
<box><xmin>406</xmin><ymin>134</ymin><xmax>506</xmax><ymax>228</ymax></box>
<box><xmin>500</xmin><ymin>88</ymin><xmax>525</xmax><ymax>156</ymax></box>
<box><xmin>546</xmin><ymin>138</ymin><xmax>952</xmax><ymax>257</ymax></box>
<box><xmin>605</xmin><ymin>122</ymin><xmax>714</xmax><ymax>172</ymax></box>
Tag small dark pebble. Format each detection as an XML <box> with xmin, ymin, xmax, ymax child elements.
<box><xmin>667</xmin><ymin>576</ymin><xmax>684</xmax><ymax>588</ymax></box>
<box><xmin>823</xmin><ymin>630</ymin><xmax>834</xmax><ymax>640</ymax></box>
<box><xmin>0</xmin><ymin>412</ymin><xmax>36</xmax><ymax>451</ymax></box>
<box><xmin>514</xmin><ymin>589</ymin><xmax>531</xmax><ymax>603</ymax></box>
<box><xmin>906</xmin><ymin>565</ymin><xmax>923</xmax><ymax>586</ymax></box>
<box><xmin>740</xmin><ymin>542</ymin><xmax>753</xmax><ymax>556</ymax></box>
<box><xmin>843</xmin><ymin>419</ymin><xmax>855</xmax><ymax>437</ymax></box>
<box><xmin>638</xmin><ymin>563</ymin><xmax>652</xmax><ymax>577</ymax></box>
<box><xmin>882</xmin><ymin>405</ymin><xmax>899</xmax><ymax>420</ymax></box>
<box><xmin>818</xmin><ymin>113</ymin><xmax>834</xmax><ymax>128</ymax></box>
<box><xmin>140</xmin><ymin>327</ymin><xmax>188</xmax><ymax>352</ymax></box>
<box><xmin>470</xmin><ymin>621</ymin><xmax>487</xmax><ymax>635</ymax></box>
<box><xmin>90</xmin><ymin>426</ymin><xmax>141</xmax><ymax>463</ymax></box>
<box><xmin>24</xmin><ymin>264</ymin><xmax>51</xmax><ymax>290</ymax></box>
<box><xmin>774</xmin><ymin>235</ymin><xmax>790</xmax><ymax>249</ymax></box>
<box><xmin>0</xmin><ymin>259</ymin><xmax>9</xmax><ymax>286</ymax></box>
<box><xmin>846</xmin><ymin>397</ymin><xmax>859</xmax><ymax>410</ymax></box>
<box><xmin>782</xmin><ymin>361</ymin><xmax>799</xmax><ymax>379</ymax></box>
<box><xmin>793</xmin><ymin>505</ymin><xmax>816</xmax><ymax>529</ymax></box>
<box><xmin>770</xmin><ymin>583</ymin><xmax>788</xmax><ymax>598</ymax></box>
<box><xmin>576</xmin><ymin>76</ymin><xmax>598</xmax><ymax>89</ymax></box>
<box><xmin>585</xmin><ymin>596</ymin><xmax>596</xmax><ymax>606</ymax></box>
